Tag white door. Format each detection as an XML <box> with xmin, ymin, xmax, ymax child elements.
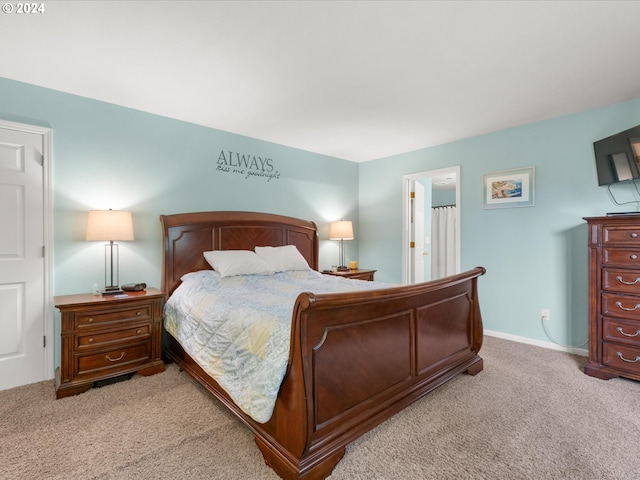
<box><xmin>0</xmin><ymin>122</ymin><xmax>52</xmax><ymax>391</ymax></box>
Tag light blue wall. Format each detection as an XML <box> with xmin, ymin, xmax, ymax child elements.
<box><xmin>432</xmin><ymin>187</ymin><xmax>455</xmax><ymax>207</ymax></box>
<box><xmin>4</xmin><ymin>75</ymin><xmax>640</xmax><ymax>351</ymax></box>
<box><xmin>0</xmin><ymin>77</ymin><xmax>360</xmax><ymax>298</ymax></box>
<box><xmin>360</xmin><ymin>98</ymin><xmax>640</xmax><ymax>346</ymax></box>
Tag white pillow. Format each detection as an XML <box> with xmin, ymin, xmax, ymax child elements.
<box><xmin>203</xmin><ymin>250</ymin><xmax>274</xmax><ymax>278</ymax></box>
<box><xmin>255</xmin><ymin>245</ymin><xmax>310</xmax><ymax>272</ymax></box>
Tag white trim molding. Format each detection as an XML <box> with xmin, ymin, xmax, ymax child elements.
<box><xmin>485</xmin><ymin>329</ymin><xmax>588</xmax><ymax>357</ymax></box>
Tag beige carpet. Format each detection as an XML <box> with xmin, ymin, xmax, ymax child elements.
<box><xmin>1</xmin><ymin>336</ymin><xmax>639</xmax><ymax>480</ymax></box>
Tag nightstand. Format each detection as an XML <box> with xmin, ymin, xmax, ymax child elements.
<box><xmin>54</xmin><ymin>288</ymin><xmax>165</xmax><ymax>399</ymax></box>
<box><xmin>322</xmin><ymin>268</ymin><xmax>376</xmax><ymax>281</ymax></box>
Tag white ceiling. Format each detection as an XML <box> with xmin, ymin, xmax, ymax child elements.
<box><xmin>2</xmin><ymin>1</ymin><xmax>639</xmax><ymax>163</ymax></box>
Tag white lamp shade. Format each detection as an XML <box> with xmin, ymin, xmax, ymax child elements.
<box><xmin>329</xmin><ymin>220</ymin><xmax>354</xmax><ymax>240</ymax></box>
<box><xmin>86</xmin><ymin>210</ymin><xmax>134</xmax><ymax>241</ymax></box>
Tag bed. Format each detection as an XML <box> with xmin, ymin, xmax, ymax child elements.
<box><xmin>161</xmin><ymin>211</ymin><xmax>485</xmax><ymax>480</ymax></box>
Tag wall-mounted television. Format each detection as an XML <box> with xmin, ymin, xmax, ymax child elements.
<box><xmin>594</xmin><ymin>125</ymin><xmax>640</xmax><ymax>186</ymax></box>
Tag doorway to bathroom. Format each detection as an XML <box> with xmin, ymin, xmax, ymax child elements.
<box><xmin>402</xmin><ymin>166</ymin><xmax>460</xmax><ymax>284</ymax></box>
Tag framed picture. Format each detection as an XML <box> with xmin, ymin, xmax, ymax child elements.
<box><xmin>482</xmin><ymin>167</ymin><xmax>535</xmax><ymax>209</ymax></box>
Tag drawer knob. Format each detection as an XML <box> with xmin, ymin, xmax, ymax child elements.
<box><xmin>616</xmin><ymin>275</ymin><xmax>640</xmax><ymax>285</ymax></box>
<box><xmin>631</xmin><ymin>255</ymin><xmax>638</xmax><ymax>260</ymax></box>
<box><xmin>615</xmin><ymin>301</ymin><xmax>640</xmax><ymax>311</ymax></box>
<box><xmin>136</xmin><ymin>311</ymin><xmax>141</xmax><ymax>316</ymax></box>
<box><xmin>105</xmin><ymin>352</ymin><xmax>126</xmax><ymax>362</ymax></box>
<box><xmin>88</xmin><ymin>337</ymin><xmax>94</xmax><ymax>343</ymax></box>
<box><xmin>136</xmin><ymin>329</ymin><xmax>142</xmax><ymax>335</ymax></box>
<box><xmin>88</xmin><ymin>317</ymin><xmax>94</xmax><ymax>323</ymax></box>
<box><xmin>616</xmin><ymin>327</ymin><xmax>640</xmax><ymax>337</ymax></box>
<box><xmin>632</xmin><ymin>232</ymin><xmax>639</xmax><ymax>238</ymax></box>
<box><xmin>616</xmin><ymin>352</ymin><xmax>640</xmax><ymax>363</ymax></box>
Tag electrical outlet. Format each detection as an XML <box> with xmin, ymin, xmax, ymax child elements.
<box><xmin>541</xmin><ymin>308</ymin><xmax>550</xmax><ymax>321</ymax></box>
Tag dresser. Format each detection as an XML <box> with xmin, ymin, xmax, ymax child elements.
<box><xmin>585</xmin><ymin>215</ymin><xmax>640</xmax><ymax>381</ymax></box>
<box><xmin>54</xmin><ymin>288</ymin><xmax>165</xmax><ymax>398</ymax></box>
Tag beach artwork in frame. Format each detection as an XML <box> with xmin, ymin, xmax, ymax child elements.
<box><xmin>482</xmin><ymin>167</ymin><xmax>535</xmax><ymax>209</ymax></box>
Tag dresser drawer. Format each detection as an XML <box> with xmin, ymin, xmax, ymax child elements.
<box><xmin>603</xmin><ymin>226</ymin><xmax>640</xmax><ymax>245</ymax></box>
<box><xmin>76</xmin><ymin>324</ymin><xmax>151</xmax><ymax>350</ymax></box>
<box><xmin>76</xmin><ymin>303</ymin><xmax>152</xmax><ymax>329</ymax></box>
<box><xmin>602</xmin><ymin>293</ymin><xmax>640</xmax><ymax>320</ymax></box>
<box><xmin>602</xmin><ymin>248</ymin><xmax>640</xmax><ymax>267</ymax></box>
<box><xmin>76</xmin><ymin>341</ymin><xmax>152</xmax><ymax>376</ymax></box>
<box><xmin>602</xmin><ymin>342</ymin><xmax>640</xmax><ymax>375</ymax></box>
<box><xmin>602</xmin><ymin>268</ymin><xmax>640</xmax><ymax>294</ymax></box>
<box><xmin>602</xmin><ymin>317</ymin><xmax>640</xmax><ymax>347</ymax></box>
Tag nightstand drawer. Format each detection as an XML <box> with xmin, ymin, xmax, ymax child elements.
<box><xmin>76</xmin><ymin>341</ymin><xmax>152</xmax><ymax>376</ymax></box>
<box><xmin>76</xmin><ymin>324</ymin><xmax>151</xmax><ymax>350</ymax></box>
<box><xmin>76</xmin><ymin>304</ymin><xmax>152</xmax><ymax>328</ymax></box>
<box><xmin>323</xmin><ymin>268</ymin><xmax>376</xmax><ymax>281</ymax></box>
<box><xmin>347</xmin><ymin>271</ymin><xmax>375</xmax><ymax>281</ymax></box>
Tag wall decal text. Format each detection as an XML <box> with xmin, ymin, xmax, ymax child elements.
<box><xmin>217</xmin><ymin>150</ymin><xmax>281</xmax><ymax>182</ymax></box>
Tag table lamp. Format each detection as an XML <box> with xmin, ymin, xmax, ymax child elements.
<box><xmin>329</xmin><ymin>220</ymin><xmax>354</xmax><ymax>271</ymax></box>
<box><xmin>86</xmin><ymin>209</ymin><xmax>134</xmax><ymax>295</ymax></box>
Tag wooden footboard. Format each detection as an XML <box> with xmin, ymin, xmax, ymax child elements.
<box><xmin>255</xmin><ymin>266</ymin><xmax>485</xmax><ymax>479</ymax></box>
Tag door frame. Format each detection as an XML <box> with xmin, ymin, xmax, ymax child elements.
<box><xmin>0</xmin><ymin>119</ymin><xmax>54</xmax><ymax>381</ymax></box>
<box><xmin>402</xmin><ymin>166</ymin><xmax>460</xmax><ymax>285</ymax></box>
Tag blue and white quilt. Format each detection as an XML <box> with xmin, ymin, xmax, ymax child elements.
<box><xmin>164</xmin><ymin>269</ymin><xmax>389</xmax><ymax>423</ymax></box>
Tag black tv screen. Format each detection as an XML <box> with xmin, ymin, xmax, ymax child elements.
<box><xmin>594</xmin><ymin>125</ymin><xmax>640</xmax><ymax>186</ymax></box>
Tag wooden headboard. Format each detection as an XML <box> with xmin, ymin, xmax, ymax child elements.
<box><xmin>160</xmin><ymin>211</ymin><xmax>319</xmax><ymax>295</ymax></box>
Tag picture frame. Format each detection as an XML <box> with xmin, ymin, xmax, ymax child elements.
<box><xmin>482</xmin><ymin>167</ymin><xmax>535</xmax><ymax>209</ymax></box>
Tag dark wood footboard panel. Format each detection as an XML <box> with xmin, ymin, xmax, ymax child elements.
<box><xmin>288</xmin><ymin>268</ymin><xmax>485</xmax><ymax>478</ymax></box>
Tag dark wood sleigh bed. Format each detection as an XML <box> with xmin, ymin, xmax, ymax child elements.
<box><xmin>160</xmin><ymin>211</ymin><xmax>485</xmax><ymax>480</ymax></box>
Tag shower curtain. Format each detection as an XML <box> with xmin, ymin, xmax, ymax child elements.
<box><xmin>431</xmin><ymin>206</ymin><xmax>457</xmax><ymax>279</ymax></box>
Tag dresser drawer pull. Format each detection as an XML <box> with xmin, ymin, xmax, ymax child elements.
<box><xmin>616</xmin><ymin>275</ymin><xmax>640</xmax><ymax>285</ymax></box>
<box><xmin>105</xmin><ymin>352</ymin><xmax>126</xmax><ymax>362</ymax></box>
<box><xmin>631</xmin><ymin>255</ymin><xmax>638</xmax><ymax>260</ymax></box>
<box><xmin>616</xmin><ymin>327</ymin><xmax>640</xmax><ymax>337</ymax></box>
<box><xmin>632</xmin><ymin>233</ymin><xmax>639</xmax><ymax>238</ymax></box>
<box><xmin>88</xmin><ymin>317</ymin><xmax>94</xmax><ymax>323</ymax></box>
<box><xmin>615</xmin><ymin>301</ymin><xmax>640</xmax><ymax>311</ymax></box>
<box><xmin>88</xmin><ymin>337</ymin><xmax>95</xmax><ymax>343</ymax></box>
<box><xmin>136</xmin><ymin>311</ymin><xmax>142</xmax><ymax>316</ymax></box>
<box><xmin>616</xmin><ymin>352</ymin><xmax>640</xmax><ymax>363</ymax></box>
<box><xmin>136</xmin><ymin>329</ymin><xmax>142</xmax><ymax>334</ymax></box>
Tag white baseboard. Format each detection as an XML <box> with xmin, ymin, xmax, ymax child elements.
<box><xmin>484</xmin><ymin>329</ymin><xmax>588</xmax><ymax>357</ymax></box>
